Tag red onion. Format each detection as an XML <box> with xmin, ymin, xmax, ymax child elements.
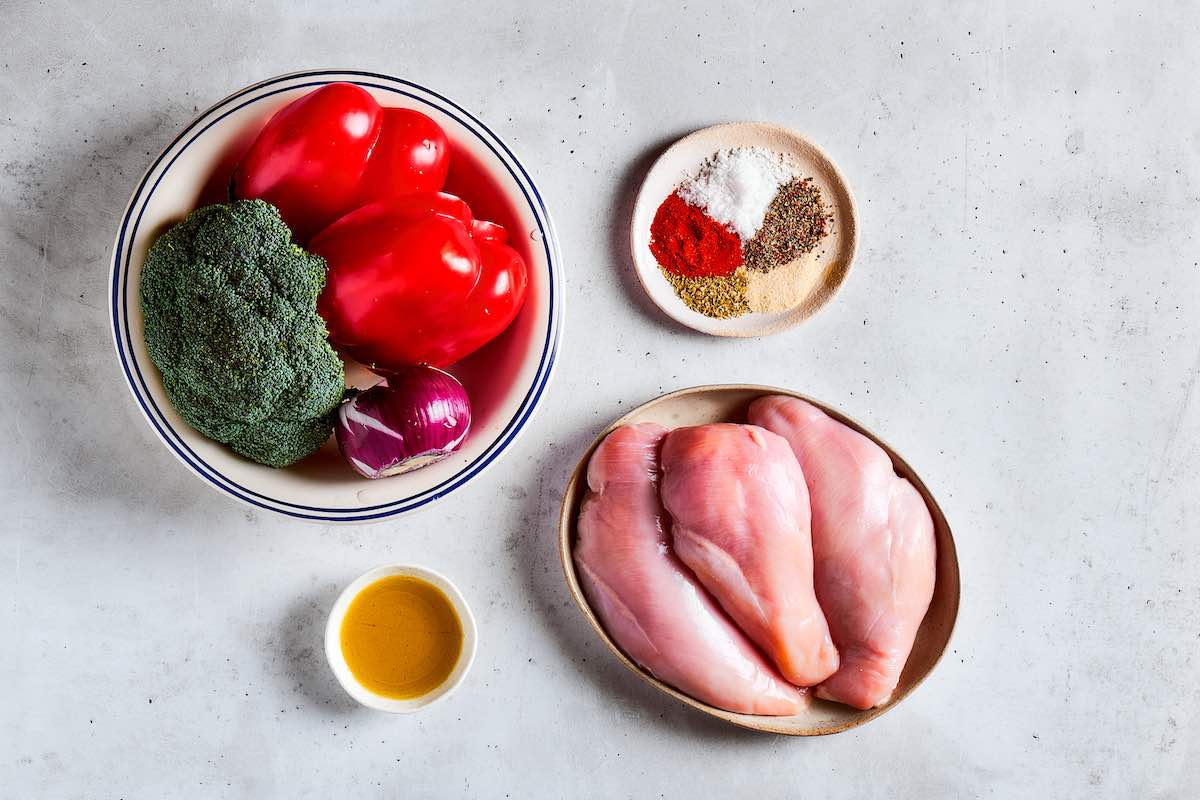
<box><xmin>336</xmin><ymin>366</ymin><xmax>472</xmax><ymax>479</ymax></box>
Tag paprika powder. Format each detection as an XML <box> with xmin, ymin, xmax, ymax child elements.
<box><xmin>649</xmin><ymin>192</ymin><xmax>743</xmax><ymax>278</ymax></box>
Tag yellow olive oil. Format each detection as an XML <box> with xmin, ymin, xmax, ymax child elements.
<box><xmin>340</xmin><ymin>575</ymin><xmax>463</xmax><ymax>700</ymax></box>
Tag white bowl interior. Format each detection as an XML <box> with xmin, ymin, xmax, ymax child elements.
<box><xmin>111</xmin><ymin>72</ymin><xmax>559</xmax><ymax>521</ymax></box>
<box><xmin>630</xmin><ymin>123</ymin><xmax>857</xmax><ymax>337</ymax></box>
<box><xmin>324</xmin><ymin>564</ymin><xmax>478</xmax><ymax>713</ymax></box>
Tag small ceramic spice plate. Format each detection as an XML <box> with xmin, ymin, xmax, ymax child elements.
<box><xmin>630</xmin><ymin>123</ymin><xmax>858</xmax><ymax>337</ymax></box>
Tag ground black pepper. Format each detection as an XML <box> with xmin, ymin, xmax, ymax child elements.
<box><xmin>743</xmin><ymin>178</ymin><xmax>832</xmax><ymax>272</ymax></box>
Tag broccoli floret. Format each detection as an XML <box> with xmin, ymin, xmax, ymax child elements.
<box><xmin>140</xmin><ymin>199</ymin><xmax>345</xmax><ymax>468</ymax></box>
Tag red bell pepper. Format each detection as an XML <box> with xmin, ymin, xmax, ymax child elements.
<box><xmin>233</xmin><ymin>84</ymin><xmax>526</xmax><ymax>371</ymax></box>
<box><xmin>232</xmin><ymin>83</ymin><xmax>449</xmax><ymax>242</ymax></box>
<box><xmin>311</xmin><ymin>192</ymin><xmax>528</xmax><ymax>370</ymax></box>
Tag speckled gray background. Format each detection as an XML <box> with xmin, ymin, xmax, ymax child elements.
<box><xmin>2</xmin><ymin>1</ymin><xmax>1197</xmax><ymax>797</ymax></box>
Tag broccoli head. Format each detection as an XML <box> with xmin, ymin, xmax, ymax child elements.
<box><xmin>140</xmin><ymin>199</ymin><xmax>346</xmax><ymax>468</ymax></box>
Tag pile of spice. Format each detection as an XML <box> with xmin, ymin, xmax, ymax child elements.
<box><xmin>649</xmin><ymin>146</ymin><xmax>833</xmax><ymax>319</ymax></box>
<box><xmin>649</xmin><ymin>193</ymin><xmax>742</xmax><ymax>279</ymax></box>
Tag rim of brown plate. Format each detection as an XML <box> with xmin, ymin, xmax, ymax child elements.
<box><xmin>556</xmin><ymin>384</ymin><xmax>960</xmax><ymax>736</ymax></box>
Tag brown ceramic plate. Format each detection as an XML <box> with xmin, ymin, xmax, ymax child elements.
<box><xmin>557</xmin><ymin>385</ymin><xmax>960</xmax><ymax>735</ymax></box>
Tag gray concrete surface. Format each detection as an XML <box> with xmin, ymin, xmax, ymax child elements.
<box><xmin>2</xmin><ymin>1</ymin><xmax>1197</xmax><ymax>796</ymax></box>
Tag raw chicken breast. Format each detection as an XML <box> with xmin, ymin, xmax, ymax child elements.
<box><xmin>659</xmin><ymin>424</ymin><xmax>839</xmax><ymax>687</ymax></box>
<box><xmin>748</xmin><ymin>396</ymin><xmax>936</xmax><ymax>710</ymax></box>
<box><xmin>574</xmin><ymin>423</ymin><xmax>807</xmax><ymax>716</ymax></box>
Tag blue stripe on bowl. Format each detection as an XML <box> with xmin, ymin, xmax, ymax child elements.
<box><xmin>110</xmin><ymin>70</ymin><xmax>561</xmax><ymax>521</ymax></box>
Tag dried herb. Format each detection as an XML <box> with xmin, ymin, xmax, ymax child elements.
<box><xmin>661</xmin><ymin>266</ymin><xmax>750</xmax><ymax>319</ymax></box>
<box><xmin>743</xmin><ymin>178</ymin><xmax>832</xmax><ymax>272</ymax></box>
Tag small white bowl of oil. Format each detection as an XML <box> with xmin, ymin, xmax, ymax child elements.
<box><xmin>325</xmin><ymin>564</ymin><xmax>478</xmax><ymax>713</ymax></box>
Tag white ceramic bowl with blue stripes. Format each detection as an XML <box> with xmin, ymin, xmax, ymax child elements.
<box><xmin>110</xmin><ymin>70</ymin><xmax>562</xmax><ymax>522</ymax></box>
